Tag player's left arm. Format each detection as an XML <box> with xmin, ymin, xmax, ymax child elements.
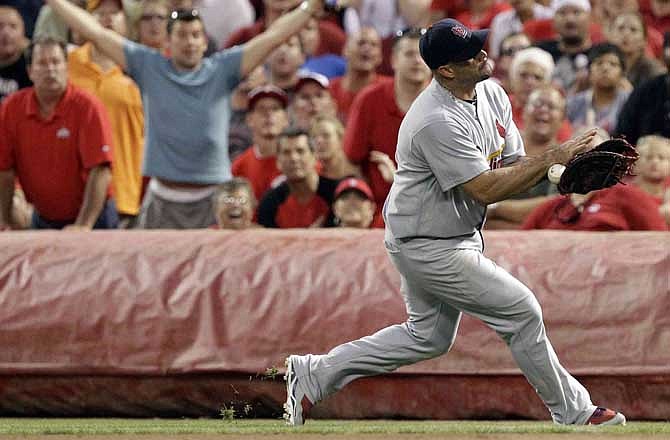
<box><xmin>462</xmin><ymin>130</ymin><xmax>597</xmax><ymax>205</ymax></box>
<box><xmin>240</xmin><ymin>0</ymin><xmax>325</xmax><ymax>78</ymax></box>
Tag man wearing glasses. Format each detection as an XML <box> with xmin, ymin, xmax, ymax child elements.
<box><xmin>136</xmin><ymin>0</ymin><xmax>169</xmax><ymax>52</ymax></box>
<box><xmin>45</xmin><ymin>0</ymin><xmax>334</xmax><ymax>228</ymax></box>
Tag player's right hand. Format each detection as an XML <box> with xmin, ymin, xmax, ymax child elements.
<box><xmin>551</xmin><ymin>128</ymin><xmax>598</xmax><ymax>165</ymax></box>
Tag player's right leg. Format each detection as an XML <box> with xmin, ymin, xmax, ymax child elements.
<box><xmin>283</xmin><ymin>239</ymin><xmax>462</xmax><ymax>426</ymax></box>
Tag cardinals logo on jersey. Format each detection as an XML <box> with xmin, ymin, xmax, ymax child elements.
<box><xmin>495</xmin><ymin>120</ymin><xmax>506</xmax><ymax>138</ymax></box>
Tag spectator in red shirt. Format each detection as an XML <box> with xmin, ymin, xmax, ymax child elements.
<box><xmin>309</xmin><ymin>115</ymin><xmax>360</xmax><ymax>180</ymax></box>
<box><xmin>521</xmin><ymin>184</ymin><xmax>668</xmax><ymax>231</ymax></box>
<box><xmin>223</xmin><ymin>0</ymin><xmax>346</xmax><ymax>57</ymax></box>
<box><xmin>332</xmin><ymin>176</ymin><xmax>376</xmax><ymax>228</ymax></box>
<box><xmin>344</xmin><ymin>28</ymin><xmax>431</xmax><ymax>227</ymax></box>
<box><xmin>258</xmin><ymin>127</ymin><xmax>338</xmax><ymax>228</ymax></box>
<box><xmin>232</xmin><ymin>85</ymin><xmax>289</xmax><ymax>202</ymax></box>
<box><xmin>329</xmin><ymin>27</ymin><xmax>385</xmax><ymax>120</ymax></box>
<box><xmin>289</xmin><ymin>71</ymin><xmax>337</xmax><ymax>131</ymax></box>
<box><xmin>0</xmin><ymin>37</ymin><xmax>115</xmax><ymax>231</ymax></box>
<box><xmin>213</xmin><ymin>177</ymin><xmax>259</xmax><ymax>229</ymax></box>
<box><xmin>631</xmin><ymin>135</ymin><xmax>670</xmax><ymax>224</ymax></box>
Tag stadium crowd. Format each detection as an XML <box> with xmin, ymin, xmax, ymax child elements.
<box><xmin>0</xmin><ymin>0</ymin><xmax>669</xmax><ymax>232</ymax></box>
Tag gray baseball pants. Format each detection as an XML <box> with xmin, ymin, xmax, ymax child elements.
<box><xmin>296</xmin><ymin>236</ymin><xmax>596</xmax><ymax>424</ymax></box>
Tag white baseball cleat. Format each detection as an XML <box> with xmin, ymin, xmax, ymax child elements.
<box><xmin>283</xmin><ymin>355</ymin><xmax>312</xmax><ymax>426</ymax></box>
<box><xmin>586</xmin><ymin>407</ymin><xmax>626</xmax><ymax>426</ymax></box>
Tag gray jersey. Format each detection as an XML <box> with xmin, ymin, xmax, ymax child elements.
<box><xmin>383</xmin><ymin>79</ymin><xmax>524</xmax><ymax>245</ymax></box>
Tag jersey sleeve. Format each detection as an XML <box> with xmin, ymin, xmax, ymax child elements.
<box><xmin>414</xmin><ymin>120</ymin><xmax>490</xmax><ymax>192</ymax></box>
<box><xmin>0</xmin><ymin>101</ymin><xmax>14</xmax><ymax>170</ymax></box>
<box><xmin>78</xmin><ymin>95</ymin><xmax>114</xmax><ymax>169</ymax></box>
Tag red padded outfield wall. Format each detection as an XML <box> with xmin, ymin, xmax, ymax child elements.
<box><xmin>0</xmin><ymin>230</ymin><xmax>668</xmax><ymax>419</ymax></box>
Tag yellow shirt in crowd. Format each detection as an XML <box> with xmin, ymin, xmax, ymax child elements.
<box><xmin>68</xmin><ymin>43</ymin><xmax>144</xmax><ymax>216</ymax></box>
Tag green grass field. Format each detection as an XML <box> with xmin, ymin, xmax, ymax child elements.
<box><xmin>0</xmin><ymin>419</ymin><xmax>668</xmax><ymax>436</ymax></box>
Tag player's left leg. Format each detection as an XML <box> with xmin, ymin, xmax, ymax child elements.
<box><xmin>414</xmin><ymin>248</ymin><xmax>623</xmax><ymax>425</ymax></box>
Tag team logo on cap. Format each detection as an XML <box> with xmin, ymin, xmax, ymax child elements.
<box><xmin>451</xmin><ymin>25</ymin><xmax>468</xmax><ymax>38</ymax></box>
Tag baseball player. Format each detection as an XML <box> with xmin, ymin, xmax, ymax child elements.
<box><xmin>284</xmin><ymin>19</ymin><xmax>627</xmax><ymax>427</ymax></box>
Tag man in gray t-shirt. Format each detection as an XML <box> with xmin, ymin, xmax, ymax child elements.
<box><xmin>45</xmin><ymin>0</ymin><xmax>329</xmax><ymax>228</ymax></box>
<box><xmin>283</xmin><ymin>19</ymin><xmax>626</xmax><ymax>428</ymax></box>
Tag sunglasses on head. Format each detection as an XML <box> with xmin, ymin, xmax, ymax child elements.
<box><xmin>170</xmin><ymin>9</ymin><xmax>199</xmax><ymax>20</ymax></box>
<box><xmin>394</xmin><ymin>27</ymin><xmax>427</xmax><ymax>39</ymax></box>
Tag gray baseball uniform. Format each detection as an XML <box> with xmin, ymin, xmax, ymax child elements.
<box><xmin>291</xmin><ymin>78</ymin><xmax>596</xmax><ymax>424</ymax></box>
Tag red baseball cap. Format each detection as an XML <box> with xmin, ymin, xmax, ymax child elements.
<box><xmin>248</xmin><ymin>85</ymin><xmax>289</xmax><ymax>111</ymax></box>
<box><xmin>334</xmin><ymin>177</ymin><xmax>374</xmax><ymax>201</ymax></box>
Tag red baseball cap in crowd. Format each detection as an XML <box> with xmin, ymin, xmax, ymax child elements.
<box><xmin>294</xmin><ymin>71</ymin><xmax>330</xmax><ymax>92</ymax></box>
<box><xmin>248</xmin><ymin>85</ymin><xmax>289</xmax><ymax>111</ymax></box>
<box><xmin>334</xmin><ymin>177</ymin><xmax>374</xmax><ymax>201</ymax></box>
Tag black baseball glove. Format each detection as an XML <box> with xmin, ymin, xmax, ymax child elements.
<box><xmin>557</xmin><ymin>137</ymin><xmax>639</xmax><ymax>195</ymax></box>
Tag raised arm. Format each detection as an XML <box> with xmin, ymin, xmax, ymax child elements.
<box><xmin>240</xmin><ymin>0</ymin><xmax>325</xmax><ymax>78</ymax></box>
<box><xmin>462</xmin><ymin>129</ymin><xmax>598</xmax><ymax>205</ymax></box>
<box><xmin>45</xmin><ymin>0</ymin><xmax>128</xmax><ymax>70</ymax></box>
